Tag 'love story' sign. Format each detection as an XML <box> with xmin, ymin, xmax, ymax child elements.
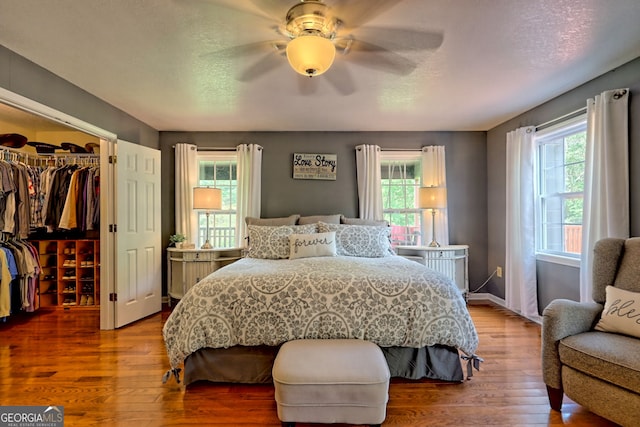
<box><xmin>293</xmin><ymin>153</ymin><xmax>337</xmax><ymax>180</ymax></box>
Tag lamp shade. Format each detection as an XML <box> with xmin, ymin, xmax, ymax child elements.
<box><xmin>286</xmin><ymin>34</ymin><xmax>336</xmax><ymax>77</ymax></box>
<box><xmin>193</xmin><ymin>187</ymin><xmax>222</xmax><ymax>210</ymax></box>
<box><xmin>419</xmin><ymin>186</ymin><xmax>447</xmax><ymax>209</ymax></box>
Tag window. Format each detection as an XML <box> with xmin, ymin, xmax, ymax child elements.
<box><xmin>535</xmin><ymin>115</ymin><xmax>587</xmax><ymax>258</ymax></box>
<box><xmin>380</xmin><ymin>152</ymin><xmax>424</xmax><ymax>247</ymax></box>
<box><xmin>196</xmin><ymin>151</ymin><xmax>237</xmax><ymax>248</ymax></box>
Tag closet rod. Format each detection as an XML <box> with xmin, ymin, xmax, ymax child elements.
<box><xmin>535</xmin><ymin>106</ymin><xmax>587</xmax><ymax>132</ymax></box>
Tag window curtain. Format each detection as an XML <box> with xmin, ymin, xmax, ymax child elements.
<box><xmin>505</xmin><ymin>126</ymin><xmax>540</xmax><ymax>322</ymax></box>
<box><xmin>421</xmin><ymin>146</ymin><xmax>449</xmax><ymax>246</ymax></box>
<box><xmin>580</xmin><ymin>89</ymin><xmax>629</xmax><ymax>302</ymax></box>
<box><xmin>174</xmin><ymin>143</ymin><xmax>198</xmax><ymax>244</ymax></box>
<box><xmin>236</xmin><ymin>144</ymin><xmax>263</xmax><ymax>247</ymax></box>
<box><xmin>355</xmin><ymin>144</ymin><xmax>383</xmax><ymax>220</ymax></box>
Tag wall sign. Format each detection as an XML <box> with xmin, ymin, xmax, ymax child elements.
<box><xmin>293</xmin><ymin>153</ymin><xmax>337</xmax><ymax>180</ymax></box>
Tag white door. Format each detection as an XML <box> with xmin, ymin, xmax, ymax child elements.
<box><xmin>114</xmin><ymin>139</ymin><xmax>162</xmax><ymax>328</ymax></box>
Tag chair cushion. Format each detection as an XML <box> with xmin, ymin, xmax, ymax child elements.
<box><xmin>559</xmin><ymin>331</ymin><xmax>640</xmax><ymax>394</ymax></box>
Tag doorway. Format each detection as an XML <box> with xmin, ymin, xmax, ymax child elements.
<box><xmin>0</xmin><ymin>88</ymin><xmax>162</xmax><ymax>329</ymax></box>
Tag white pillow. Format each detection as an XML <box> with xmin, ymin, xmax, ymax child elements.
<box><xmin>594</xmin><ymin>285</ymin><xmax>640</xmax><ymax>339</ymax></box>
<box><xmin>248</xmin><ymin>224</ymin><xmax>317</xmax><ymax>259</ymax></box>
<box><xmin>317</xmin><ymin>222</ymin><xmax>391</xmax><ymax>258</ymax></box>
<box><xmin>289</xmin><ymin>231</ymin><xmax>337</xmax><ymax>260</ymax></box>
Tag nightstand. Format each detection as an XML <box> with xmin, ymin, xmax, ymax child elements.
<box><xmin>167</xmin><ymin>247</ymin><xmax>243</xmax><ymax>305</ymax></box>
<box><xmin>395</xmin><ymin>245</ymin><xmax>469</xmax><ymax>298</ymax></box>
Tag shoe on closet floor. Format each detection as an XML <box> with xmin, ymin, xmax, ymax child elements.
<box><xmin>80</xmin><ymin>295</ymin><xmax>87</xmax><ymax>306</ymax></box>
<box><xmin>87</xmin><ymin>296</ymin><xmax>94</xmax><ymax>305</ymax></box>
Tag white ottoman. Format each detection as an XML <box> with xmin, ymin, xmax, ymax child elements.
<box><xmin>272</xmin><ymin>339</ymin><xmax>390</xmax><ymax>427</ymax></box>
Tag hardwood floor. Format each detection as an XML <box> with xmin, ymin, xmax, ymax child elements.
<box><xmin>0</xmin><ymin>303</ymin><xmax>618</xmax><ymax>426</ymax></box>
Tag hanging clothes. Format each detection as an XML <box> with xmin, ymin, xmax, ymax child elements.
<box><xmin>0</xmin><ymin>239</ymin><xmax>38</xmax><ymax>319</ymax></box>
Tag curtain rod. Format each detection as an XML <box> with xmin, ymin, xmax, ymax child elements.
<box><xmin>535</xmin><ymin>106</ymin><xmax>587</xmax><ymax>132</ymax></box>
<box><xmin>197</xmin><ymin>147</ymin><xmax>236</xmax><ymax>151</ymax></box>
<box><xmin>171</xmin><ymin>145</ymin><xmax>236</xmax><ymax>151</ymax></box>
<box><xmin>380</xmin><ymin>148</ymin><xmax>421</xmax><ymax>152</ymax></box>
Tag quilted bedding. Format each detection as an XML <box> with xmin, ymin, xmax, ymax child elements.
<box><xmin>163</xmin><ymin>255</ymin><xmax>479</xmax><ymax>370</ymax></box>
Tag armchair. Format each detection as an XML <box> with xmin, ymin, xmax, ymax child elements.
<box><xmin>542</xmin><ymin>237</ymin><xmax>640</xmax><ymax>426</ymax></box>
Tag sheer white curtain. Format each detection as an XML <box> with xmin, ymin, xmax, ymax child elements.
<box><xmin>355</xmin><ymin>144</ymin><xmax>383</xmax><ymax>220</ymax></box>
<box><xmin>421</xmin><ymin>146</ymin><xmax>449</xmax><ymax>246</ymax></box>
<box><xmin>580</xmin><ymin>89</ymin><xmax>629</xmax><ymax>302</ymax></box>
<box><xmin>174</xmin><ymin>143</ymin><xmax>198</xmax><ymax>244</ymax></box>
<box><xmin>505</xmin><ymin>126</ymin><xmax>540</xmax><ymax>322</ymax></box>
<box><xmin>236</xmin><ymin>144</ymin><xmax>263</xmax><ymax>247</ymax></box>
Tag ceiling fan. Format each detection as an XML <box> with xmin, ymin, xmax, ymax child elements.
<box><xmin>209</xmin><ymin>0</ymin><xmax>443</xmax><ymax>93</ymax></box>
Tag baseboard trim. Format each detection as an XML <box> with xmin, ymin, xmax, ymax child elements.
<box><xmin>467</xmin><ymin>292</ymin><xmax>506</xmax><ymax>307</ymax></box>
<box><xmin>467</xmin><ymin>293</ymin><xmax>542</xmax><ymax>324</ymax></box>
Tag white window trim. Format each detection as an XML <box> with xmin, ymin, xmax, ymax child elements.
<box><xmin>536</xmin><ymin>252</ymin><xmax>581</xmax><ymax>268</ymax></box>
<box><xmin>534</xmin><ymin>113</ymin><xmax>587</xmax><ymax>264</ymax></box>
<box><xmin>194</xmin><ymin>151</ymin><xmax>238</xmax><ymax>248</ymax></box>
<box><xmin>380</xmin><ymin>151</ymin><xmax>424</xmax><ymax>246</ymax></box>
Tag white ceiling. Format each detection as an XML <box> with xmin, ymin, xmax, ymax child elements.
<box><xmin>1</xmin><ymin>0</ymin><xmax>639</xmax><ymax>132</ymax></box>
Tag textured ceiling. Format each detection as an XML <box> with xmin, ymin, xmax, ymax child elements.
<box><xmin>1</xmin><ymin>0</ymin><xmax>639</xmax><ymax>132</ymax></box>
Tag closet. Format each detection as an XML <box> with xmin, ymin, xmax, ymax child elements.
<box><xmin>0</xmin><ymin>106</ymin><xmax>101</xmax><ymax>320</ymax></box>
<box><xmin>0</xmin><ymin>90</ymin><xmax>162</xmax><ymax>330</ymax></box>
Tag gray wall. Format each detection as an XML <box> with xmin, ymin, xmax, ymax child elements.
<box><xmin>0</xmin><ymin>45</ymin><xmax>158</xmax><ymax>147</ymax></box>
<box><xmin>486</xmin><ymin>56</ymin><xmax>640</xmax><ymax>311</ymax></box>
<box><xmin>159</xmin><ymin>131</ymin><xmax>488</xmax><ymax>291</ymax></box>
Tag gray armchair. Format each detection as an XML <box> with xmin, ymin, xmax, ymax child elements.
<box><xmin>542</xmin><ymin>237</ymin><xmax>640</xmax><ymax>427</ymax></box>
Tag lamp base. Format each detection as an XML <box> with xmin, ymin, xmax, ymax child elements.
<box><xmin>428</xmin><ymin>209</ymin><xmax>440</xmax><ymax>248</ymax></box>
<box><xmin>201</xmin><ymin>240</ymin><xmax>212</xmax><ymax>249</ymax></box>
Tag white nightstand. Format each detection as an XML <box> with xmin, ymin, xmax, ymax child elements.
<box><xmin>395</xmin><ymin>245</ymin><xmax>469</xmax><ymax>298</ymax></box>
<box><xmin>167</xmin><ymin>247</ymin><xmax>243</xmax><ymax>304</ymax></box>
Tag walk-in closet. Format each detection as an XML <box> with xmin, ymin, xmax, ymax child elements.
<box><xmin>1</xmin><ymin>102</ymin><xmax>102</xmax><ymax>322</ymax></box>
<box><xmin>0</xmin><ymin>91</ymin><xmax>162</xmax><ymax>330</ymax></box>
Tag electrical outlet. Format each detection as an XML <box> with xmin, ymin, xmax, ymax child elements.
<box><xmin>496</xmin><ymin>266</ymin><xmax>503</xmax><ymax>278</ymax></box>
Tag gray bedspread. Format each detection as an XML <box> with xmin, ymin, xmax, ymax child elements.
<box><xmin>163</xmin><ymin>255</ymin><xmax>479</xmax><ymax>370</ymax></box>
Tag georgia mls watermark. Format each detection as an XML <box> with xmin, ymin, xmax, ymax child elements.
<box><xmin>0</xmin><ymin>406</ymin><xmax>64</xmax><ymax>427</ymax></box>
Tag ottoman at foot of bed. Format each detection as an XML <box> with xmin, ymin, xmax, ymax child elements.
<box><xmin>273</xmin><ymin>339</ymin><xmax>390</xmax><ymax>426</ymax></box>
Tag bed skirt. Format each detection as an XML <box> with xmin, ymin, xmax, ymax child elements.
<box><xmin>183</xmin><ymin>344</ymin><xmax>464</xmax><ymax>386</ymax></box>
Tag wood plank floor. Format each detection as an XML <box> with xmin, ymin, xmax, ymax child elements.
<box><xmin>0</xmin><ymin>303</ymin><xmax>618</xmax><ymax>426</ymax></box>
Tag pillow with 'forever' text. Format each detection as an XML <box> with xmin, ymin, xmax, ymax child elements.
<box><xmin>289</xmin><ymin>231</ymin><xmax>337</xmax><ymax>260</ymax></box>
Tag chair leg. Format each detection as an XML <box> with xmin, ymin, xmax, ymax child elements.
<box><xmin>546</xmin><ymin>385</ymin><xmax>564</xmax><ymax>411</ymax></box>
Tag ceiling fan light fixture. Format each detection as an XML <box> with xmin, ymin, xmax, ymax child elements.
<box><xmin>286</xmin><ymin>34</ymin><xmax>336</xmax><ymax>77</ymax></box>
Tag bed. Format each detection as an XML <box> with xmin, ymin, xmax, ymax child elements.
<box><xmin>162</xmin><ymin>221</ymin><xmax>480</xmax><ymax>385</ymax></box>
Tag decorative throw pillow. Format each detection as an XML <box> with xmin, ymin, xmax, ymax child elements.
<box><xmin>245</xmin><ymin>215</ymin><xmax>300</xmax><ymax>226</ymax></box>
<box><xmin>248</xmin><ymin>224</ymin><xmax>317</xmax><ymax>259</ymax></box>
<box><xmin>317</xmin><ymin>222</ymin><xmax>391</xmax><ymax>258</ymax></box>
<box><xmin>340</xmin><ymin>215</ymin><xmax>389</xmax><ymax>226</ymax></box>
<box><xmin>297</xmin><ymin>214</ymin><xmax>341</xmax><ymax>225</ymax></box>
<box><xmin>289</xmin><ymin>231</ymin><xmax>337</xmax><ymax>260</ymax></box>
<box><xmin>594</xmin><ymin>285</ymin><xmax>640</xmax><ymax>339</ymax></box>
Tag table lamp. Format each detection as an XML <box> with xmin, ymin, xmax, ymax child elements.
<box><xmin>193</xmin><ymin>187</ymin><xmax>222</xmax><ymax>249</ymax></box>
<box><xmin>419</xmin><ymin>186</ymin><xmax>447</xmax><ymax>247</ymax></box>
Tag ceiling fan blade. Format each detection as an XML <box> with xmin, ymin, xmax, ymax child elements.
<box><xmin>204</xmin><ymin>40</ymin><xmax>286</xmax><ymax>60</ymax></box>
<box><xmin>324</xmin><ymin>61</ymin><xmax>356</xmax><ymax>95</ymax></box>
<box><xmin>238</xmin><ymin>51</ymin><xmax>287</xmax><ymax>82</ymax></box>
<box><xmin>208</xmin><ymin>0</ymin><xmax>282</xmax><ymax>23</ymax></box>
<box><xmin>342</xmin><ymin>40</ymin><xmax>417</xmax><ymax>76</ymax></box>
<box><xmin>297</xmin><ymin>75</ymin><xmax>319</xmax><ymax>95</ymax></box>
<box><xmin>350</xmin><ymin>27</ymin><xmax>444</xmax><ymax>51</ymax></box>
<box><xmin>246</xmin><ymin>0</ymin><xmax>290</xmax><ymax>22</ymax></box>
<box><xmin>329</xmin><ymin>0</ymin><xmax>405</xmax><ymax>31</ymax></box>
